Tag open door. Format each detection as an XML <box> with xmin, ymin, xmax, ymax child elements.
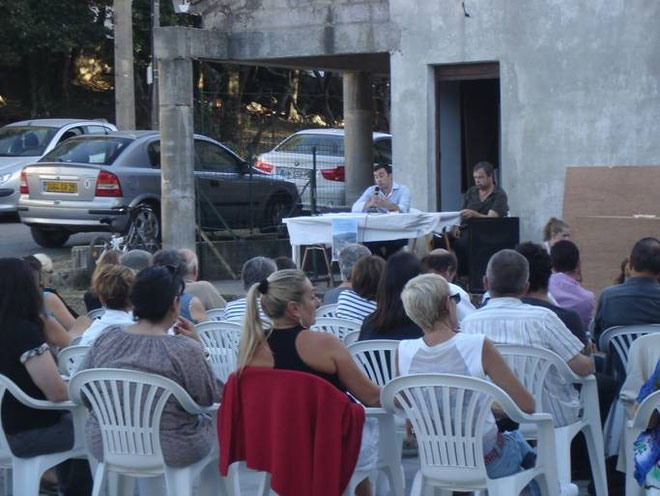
<box><xmin>436</xmin><ymin>62</ymin><xmax>500</xmax><ymax>211</ymax></box>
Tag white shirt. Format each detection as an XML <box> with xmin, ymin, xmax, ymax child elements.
<box><xmin>79</xmin><ymin>309</ymin><xmax>134</xmax><ymax>347</ymax></box>
<box><xmin>461</xmin><ymin>297</ymin><xmax>584</xmax><ymax>426</ymax></box>
<box><xmin>223</xmin><ymin>297</ymin><xmax>269</xmax><ymax>324</ymax></box>
<box><xmin>351</xmin><ymin>181</ymin><xmax>412</xmax><ymax>213</ymax></box>
<box><xmin>450</xmin><ymin>282</ymin><xmax>476</xmax><ymax>322</ymax></box>
<box><xmin>335</xmin><ymin>290</ymin><xmax>376</xmax><ymax>323</ymax></box>
<box><xmin>398</xmin><ymin>333</ymin><xmax>498</xmax><ymax>452</ymax></box>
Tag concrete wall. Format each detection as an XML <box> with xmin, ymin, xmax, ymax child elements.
<box><xmin>390</xmin><ymin>0</ymin><xmax>660</xmax><ymax>240</ymax></box>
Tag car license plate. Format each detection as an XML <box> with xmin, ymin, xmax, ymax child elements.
<box><xmin>278</xmin><ymin>167</ymin><xmax>310</xmax><ymax>180</ymax></box>
<box><xmin>44</xmin><ymin>181</ymin><xmax>78</xmax><ymax>193</ymax></box>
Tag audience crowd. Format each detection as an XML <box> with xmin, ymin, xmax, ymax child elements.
<box><xmin>1</xmin><ymin>223</ymin><xmax>659</xmax><ymax>495</ymax></box>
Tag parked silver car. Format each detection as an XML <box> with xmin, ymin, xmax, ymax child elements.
<box><xmin>18</xmin><ymin>131</ymin><xmax>300</xmax><ymax>247</ymax></box>
<box><xmin>0</xmin><ymin>118</ymin><xmax>117</xmax><ymax>214</ymax></box>
<box><xmin>255</xmin><ymin>128</ymin><xmax>392</xmax><ymax>209</ymax></box>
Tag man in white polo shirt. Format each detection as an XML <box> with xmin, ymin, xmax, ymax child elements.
<box><xmin>461</xmin><ymin>249</ymin><xmax>594</xmax><ymax>426</ymax></box>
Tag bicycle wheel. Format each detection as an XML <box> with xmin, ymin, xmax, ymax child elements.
<box><xmin>127</xmin><ymin>205</ymin><xmax>160</xmax><ymax>253</ymax></box>
<box><xmin>88</xmin><ymin>236</ymin><xmax>111</xmax><ymax>271</ymax></box>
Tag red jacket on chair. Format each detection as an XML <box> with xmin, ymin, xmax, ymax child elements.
<box><xmin>218</xmin><ymin>367</ymin><xmax>365</xmax><ymax>496</ymax></box>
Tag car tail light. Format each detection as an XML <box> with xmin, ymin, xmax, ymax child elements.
<box><xmin>254</xmin><ymin>159</ymin><xmax>274</xmax><ymax>173</ymax></box>
<box><xmin>19</xmin><ymin>170</ymin><xmax>29</xmax><ymax>194</ymax></box>
<box><xmin>321</xmin><ymin>165</ymin><xmax>345</xmax><ymax>182</ymax></box>
<box><xmin>95</xmin><ymin>170</ymin><xmax>123</xmax><ymax>197</ymax></box>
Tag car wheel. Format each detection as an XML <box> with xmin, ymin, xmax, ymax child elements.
<box><xmin>260</xmin><ymin>195</ymin><xmax>292</xmax><ymax>234</ymax></box>
<box><xmin>30</xmin><ymin>227</ymin><xmax>70</xmax><ymax>248</ymax></box>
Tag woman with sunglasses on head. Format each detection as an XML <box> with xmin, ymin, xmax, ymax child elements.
<box><xmin>239</xmin><ymin>269</ymin><xmax>381</xmax><ymax>496</ymax></box>
<box><xmin>78</xmin><ymin>265</ymin><xmax>222</xmax><ymax>469</ymax></box>
<box><xmin>398</xmin><ymin>273</ymin><xmax>541</xmax><ymax>494</ymax></box>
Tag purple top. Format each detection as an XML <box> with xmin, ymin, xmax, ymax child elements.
<box><xmin>549</xmin><ymin>272</ymin><xmax>595</xmax><ymax>329</ymax></box>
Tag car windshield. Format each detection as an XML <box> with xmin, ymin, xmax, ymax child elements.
<box><xmin>0</xmin><ymin>126</ymin><xmax>58</xmax><ymax>157</ymax></box>
<box><xmin>275</xmin><ymin>134</ymin><xmax>344</xmax><ymax>157</ymax></box>
<box><xmin>40</xmin><ymin>137</ymin><xmax>132</xmax><ymax>165</ymax></box>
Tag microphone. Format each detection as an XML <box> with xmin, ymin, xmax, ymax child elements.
<box><xmin>374</xmin><ymin>186</ymin><xmax>380</xmax><ymax>194</ymax></box>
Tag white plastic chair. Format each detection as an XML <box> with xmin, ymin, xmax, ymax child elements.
<box><xmin>348</xmin><ymin>339</ymin><xmax>399</xmax><ymax>386</ymax></box>
<box><xmin>206</xmin><ymin>308</ymin><xmax>226</xmax><ymax>321</ymax></box>
<box><xmin>68</xmin><ymin>368</ymin><xmax>229</xmax><ymax>496</ymax></box>
<box><xmin>57</xmin><ymin>345</ymin><xmax>90</xmax><ymax>377</ymax></box>
<box><xmin>347</xmin><ymin>339</ymin><xmax>406</xmax><ymax>495</ymax></box>
<box><xmin>343</xmin><ymin>329</ymin><xmax>361</xmax><ymax>346</ymax></box>
<box><xmin>381</xmin><ymin>373</ymin><xmax>560</xmax><ymax>495</ymax></box>
<box><xmin>624</xmin><ymin>390</ymin><xmax>660</xmax><ymax>496</ymax></box>
<box><xmin>598</xmin><ymin>325</ymin><xmax>660</xmax><ymax>382</ymax></box>
<box><xmin>496</xmin><ymin>344</ymin><xmax>608</xmax><ymax>496</ymax></box>
<box><xmin>0</xmin><ymin>374</ymin><xmax>88</xmax><ymax>496</ymax></box>
<box><xmin>316</xmin><ymin>303</ymin><xmax>338</xmax><ymax>318</ymax></box>
<box><xmin>195</xmin><ymin>321</ymin><xmax>242</xmax><ymax>382</ymax></box>
<box><xmin>311</xmin><ymin>317</ymin><xmax>361</xmax><ymax>340</ymax></box>
<box><xmin>86</xmin><ymin>308</ymin><xmax>105</xmax><ymax>320</ymax></box>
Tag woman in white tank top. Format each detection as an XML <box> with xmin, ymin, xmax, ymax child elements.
<box><xmin>398</xmin><ymin>273</ymin><xmax>541</xmax><ymax>494</ymax></box>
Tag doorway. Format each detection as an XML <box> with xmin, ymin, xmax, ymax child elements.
<box><xmin>435</xmin><ymin>62</ymin><xmax>500</xmax><ymax>211</ymax></box>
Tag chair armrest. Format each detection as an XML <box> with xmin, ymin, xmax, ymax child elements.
<box><xmin>631</xmin><ymin>390</ymin><xmax>660</xmax><ymax>430</ymax></box>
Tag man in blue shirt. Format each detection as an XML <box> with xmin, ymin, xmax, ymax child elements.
<box><xmin>594</xmin><ymin>237</ymin><xmax>660</xmax><ymax>343</ymax></box>
<box><xmin>351</xmin><ymin>163</ymin><xmax>411</xmax><ymax>214</ymax></box>
<box><xmin>351</xmin><ymin>163</ymin><xmax>412</xmax><ymax>258</ymax></box>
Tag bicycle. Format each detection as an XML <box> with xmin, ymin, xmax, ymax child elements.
<box><xmin>88</xmin><ymin>204</ymin><xmax>160</xmax><ymax>270</ymax></box>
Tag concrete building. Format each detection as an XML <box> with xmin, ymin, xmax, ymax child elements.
<box><xmin>156</xmin><ymin>0</ymin><xmax>660</xmax><ymax>247</ymax></box>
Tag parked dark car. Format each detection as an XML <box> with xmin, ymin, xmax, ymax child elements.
<box><xmin>18</xmin><ymin>131</ymin><xmax>300</xmax><ymax>247</ymax></box>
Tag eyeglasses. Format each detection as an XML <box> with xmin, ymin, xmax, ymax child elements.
<box><xmin>449</xmin><ymin>293</ymin><xmax>461</xmax><ymax>304</ymax></box>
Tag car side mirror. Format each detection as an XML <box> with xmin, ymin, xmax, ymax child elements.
<box><xmin>240</xmin><ymin>161</ymin><xmax>251</xmax><ymax>174</ymax></box>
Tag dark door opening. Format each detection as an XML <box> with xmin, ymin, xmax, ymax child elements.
<box><xmin>435</xmin><ymin>63</ymin><xmax>500</xmax><ymax>211</ymax></box>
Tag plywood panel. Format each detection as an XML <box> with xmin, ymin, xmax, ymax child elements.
<box><xmin>571</xmin><ymin>216</ymin><xmax>660</xmax><ymax>296</ymax></box>
<box><xmin>563</xmin><ymin>166</ymin><xmax>660</xmax><ymax>226</ymax></box>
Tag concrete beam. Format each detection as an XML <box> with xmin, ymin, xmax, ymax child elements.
<box><xmin>343</xmin><ymin>72</ymin><xmax>374</xmax><ymax>205</ymax></box>
<box><xmin>154</xmin><ymin>26</ymin><xmax>229</xmax><ymax>60</ymax></box>
<box><xmin>158</xmin><ymin>56</ymin><xmax>195</xmax><ymax>250</ymax></box>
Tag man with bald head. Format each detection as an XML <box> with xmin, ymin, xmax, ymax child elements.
<box><xmin>179</xmin><ymin>248</ymin><xmax>227</xmax><ymax>310</ymax></box>
<box><xmin>462</xmin><ymin>249</ymin><xmax>593</xmax><ymax>426</ymax></box>
<box><xmin>421</xmin><ymin>248</ymin><xmax>475</xmax><ymax>320</ymax></box>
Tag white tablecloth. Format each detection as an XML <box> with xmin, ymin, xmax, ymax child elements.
<box><xmin>283</xmin><ymin>211</ymin><xmax>461</xmax><ymax>264</ymax></box>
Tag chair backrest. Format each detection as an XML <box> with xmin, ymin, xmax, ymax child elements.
<box><xmin>0</xmin><ymin>376</ymin><xmax>22</xmax><ymax>465</ymax></box>
<box><xmin>87</xmin><ymin>308</ymin><xmax>105</xmax><ymax>321</ymax></box>
<box><xmin>195</xmin><ymin>321</ymin><xmax>242</xmax><ymax>382</ymax></box>
<box><xmin>310</xmin><ymin>317</ymin><xmax>361</xmax><ymax>340</ymax></box>
<box><xmin>316</xmin><ymin>304</ymin><xmax>338</xmax><ymax>319</ymax></box>
<box><xmin>599</xmin><ymin>325</ymin><xmax>660</xmax><ymax>381</ymax></box>
<box><xmin>206</xmin><ymin>308</ymin><xmax>225</xmax><ymax>321</ymax></box>
<box><xmin>494</xmin><ymin>344</ymin><xmax>578</xmax><ymax>411</ymax></box>
<box><xmin>68</xmin><ymin>368</ymin><xmax>198</xmax><ymax>473</ymax></box>
<box><xmin>381</xmin><ymin>373</ymin><xmax>513</xmax><ymax>486</ymax></box>
<box><xmin>632</xmin><ymin>390</ymin><xmax>660</xmax><ymax>430</ymax></box>
<box><xmin>343</xmin><ymin>330</ymin><xmax>360</xmax><ymax>346</ymax></box>
<box><xmin>347</xmin><ymin>339</ymin><xmax>400</xmax><ymax>386</ymax></box>
<box><xmin>57</xmin><ymin>345</ymin><xmax>91</xmax><ymax>376</ymax></box>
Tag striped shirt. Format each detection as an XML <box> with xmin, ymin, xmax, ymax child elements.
<box><xmin>335</xmin><ymin>290</ymin><xmax>376</xmax><ymax>323</ymax></box>
<box><xmin>461</xmin><ymin>297</ymin><xmax>584</xmax><ymax>426</ymax></box>
<box><xmin>223</xmin><ymin>297</ymin><xmax>269</xmax><ymax>324</ymax></box>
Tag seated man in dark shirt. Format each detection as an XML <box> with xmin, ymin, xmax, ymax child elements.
<box><xmin>594</xmin><ymin>237</ymin><xmax>660</xmax><ymax>344</ymax></box>
<box><xmin>452</xmin><ymin>161</ymin><xmax>509</xmax><ymax>275</ymax></box>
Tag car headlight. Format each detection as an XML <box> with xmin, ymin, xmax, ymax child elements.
<box><xmin>0</xmin><ymin>173</ymin><xmax>11</xmax><ymax>184</ymax></box>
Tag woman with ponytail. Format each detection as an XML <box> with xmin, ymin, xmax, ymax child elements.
<box><xmin>237</xmin><ymin>269</ymin><xmax>380</xmax><ymax>495</ymax></box>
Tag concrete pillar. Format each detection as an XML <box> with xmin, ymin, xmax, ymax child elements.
<box><xmin>114</xmin><ymin>0</ymin><xmax>136</xmax><ymax>130</ymax></box>
<box><xmin>343</xmin><ymin>72</ymin><xmax>374</xmax><ymax>205</ymax></box>
<box><xmin>158</xmin><ymin>56</ymin><xmax>195</xmax><ymax>250</ymax></box>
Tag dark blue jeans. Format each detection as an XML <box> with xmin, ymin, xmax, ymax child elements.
<box><xmin>7</xmin><ymin>413</ymin><xmax>92</xmax><ymax>496</ymax></box>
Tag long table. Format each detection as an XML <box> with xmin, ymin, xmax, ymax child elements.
<box><xmin>283</xmin><ymin>211</ymin><xmax>461</xmax><ymax>266</ymax></box>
